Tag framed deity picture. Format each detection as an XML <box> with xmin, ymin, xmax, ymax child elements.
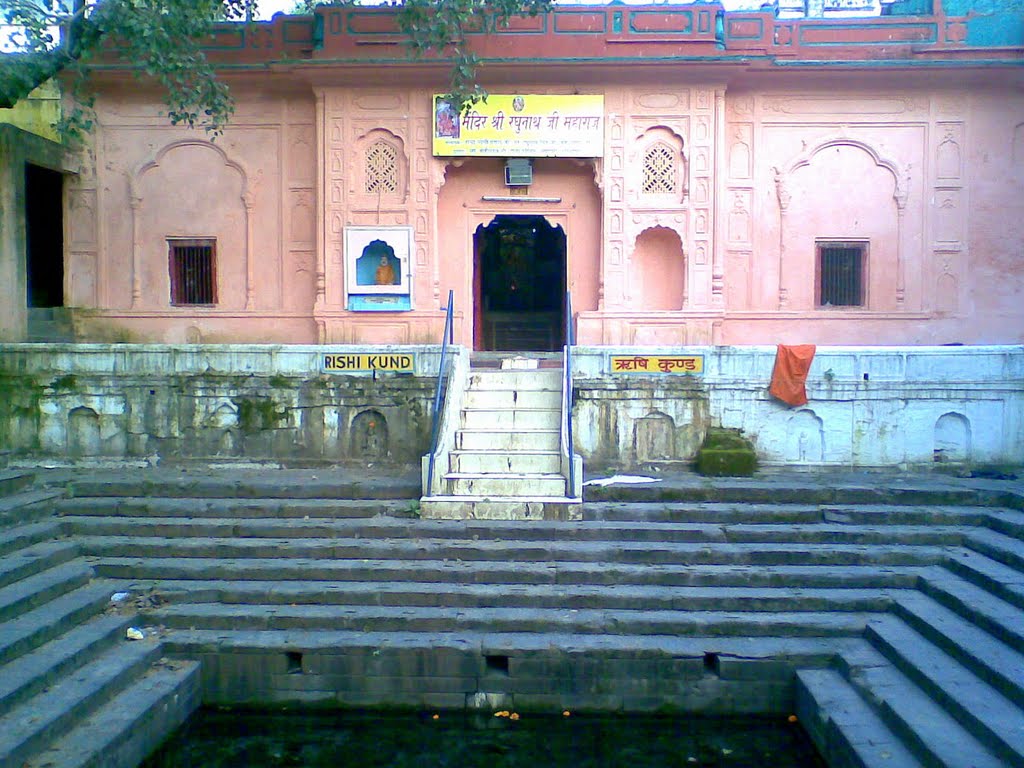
<box><xmin>344</xmin><ymin>226</ymin><xmax>413</xmax><ymax>311</ymax></box>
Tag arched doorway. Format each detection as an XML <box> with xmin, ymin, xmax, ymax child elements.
<box><xmin>473</xmin><ymin>215</ymin><xmax>566</xmax><ymax>351</ymax></box>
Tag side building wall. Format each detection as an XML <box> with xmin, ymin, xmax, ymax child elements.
<box><xmin>61</xmin><ymin>77</ymin><xmax>1024</xmax><ymax>347</ymax></box>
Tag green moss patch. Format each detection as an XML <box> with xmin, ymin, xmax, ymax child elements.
<box><xmin>695</xmin><ymin>428</ymin><xmax>757</xmax><ymax>477</ymax></box>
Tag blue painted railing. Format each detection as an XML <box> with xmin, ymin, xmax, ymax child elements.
<box><xmin>426</xmin><ymin>290</ymin><xmax>454</xmax><ymax>495</ymax></box>
<box><xmin>563</xmin><ymin>289</ymin><xmax>576</xmax><ymax>498</ymax></box>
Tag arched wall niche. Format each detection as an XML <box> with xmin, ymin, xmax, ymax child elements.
<box><xmin>774</xmin><ymin>137</ymin><xmax>908</xmax><ymax>312</ymax></box>
<box><xmin>355</xmin><ymin>128</ymin><xmax>408</xmax><ymax>202</ymax></box>
<box><xmin>631</xmin><ymin>226</ymin><xmax>686</xmax><ymax>311</ymax></box>
<box><xmin>631</xmin><ymin>126</ymin><xmax>687</xmax><ymax>204</ymax></box>
<box><xmin>131</xmin><ymin>140</ymin><xmax>250</xmax><ymax>310</ymax></box>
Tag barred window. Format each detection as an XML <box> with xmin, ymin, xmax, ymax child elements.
<box><xmin>817</xmin><ymin>241</ymin><xmax>866</xmax><ymax>307</ymax></box>
<box><xmin>169</xmin><ymin>239</ymin><xmax>216</xmax><ymax>305</ymax></box>
<box><xmin>642</xmin><ymin>142</ymin><xmax>676</xmax><ymax>195</ymax></box>
<box><xmin>365</xmin><ymin>140</ymin><xmax>398</xmax><ymax>194</ymax></box>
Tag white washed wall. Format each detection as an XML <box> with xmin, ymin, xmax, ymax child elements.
<box><xmin>573</xmin><ymin>346</ymin><xmax>1024</xmax><ymax>467</ymax></box>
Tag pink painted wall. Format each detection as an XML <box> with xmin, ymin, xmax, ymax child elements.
<box><xmin>65</xmin><ymin>76</ymin><xmax>1024</xmax><ymax>346</ymax></box>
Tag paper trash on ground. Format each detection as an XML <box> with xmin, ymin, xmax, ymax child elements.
<box><xmin>583</xmin><ymin>475</ymin><xmax>662</xmax><ymax>487</ymax></box>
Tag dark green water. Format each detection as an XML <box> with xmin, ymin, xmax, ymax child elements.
<box><xmin>142</xmin><ymin>709</ymin><xmax>827</xmax><ymax>768</ymax></box>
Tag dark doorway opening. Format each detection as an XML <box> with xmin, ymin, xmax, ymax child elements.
<box><xmin>25</xmin><ymin>163</ymin><xmax>64</xmax><ymax>308</ymax></box>
<box><xmin>473</xmin><ymin>215</ymin><xmax>565</xmax><ymax>352</ymax></box>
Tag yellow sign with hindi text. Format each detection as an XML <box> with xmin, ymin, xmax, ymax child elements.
<box><xmin>610</xmin><ymin>355</ymin><xmax>704</xmax><ymax>374</ymax></box>
<box><xmin>432</xmin><ymin>94</ymin><xmax>604</xmax><ymax>158</ymax></box>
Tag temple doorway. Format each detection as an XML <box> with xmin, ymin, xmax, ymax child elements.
<box><xmin>473</xmin><ymin>215</ymin><xmax>566</xmax><ymax>352</ymax></box>
<box><xmin>25</xmin><ymin>163</ymin><xmax>64</xmax><ymax>309</ymax></box>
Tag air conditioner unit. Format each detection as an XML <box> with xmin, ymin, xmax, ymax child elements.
<box><xmin>505</xmin><ymin>158</ymin><xmax>533</xmax><ymax>186</ymax></box>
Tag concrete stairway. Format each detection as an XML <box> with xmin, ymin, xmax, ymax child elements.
<box><xmin>0</xmin><ymin>467</ymin><xmax>1022</xmax><ymax>768</ymax></box>
<box><xmin>422</xmin><ymin>366</ymin><xmax>581</xmax><ymax>520</ymax></box>
<box><xmin>0</xmin><ymin>473</ymin><xmax>200</xmax><ymax>768</ymax></box>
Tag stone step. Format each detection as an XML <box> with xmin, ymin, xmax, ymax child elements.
<box><xmin>983</xmin><ymin>509</ymin><xmax>1024</xmax><ymax>541</ymax></box>
<box><xmin>584</xmin><ymin>481</ymin><xmax>1007</xmax><ymax>508</ymax></box>
<box><xmin>0</xmin><ymin>640</ymin><xmax>162</xmax><ymax>768</ymax></box>
<box><xmin>455</xmin><ymin>429</ymin><xmax>560</xmax><ymax>451</ymax></box>
<box><xmin>966</xmin><ymin>527</ymin><xmax>1024</xmax><ymax>571</ymax></box>
<box><xmin>838</xmin><ymin>646</ymin><xmax>1005</xmax><ymax>768</ymax></box>
<box><xmin>0</xmin><ymin>581</ymin><xmax>116</xmax><ymax>665</ymax></box>
<box><xmin>0</xmin><ymin>489</ymin><xmax>63</xmax><ymax>526</ymax></box>
<box><xmin>449</xmin><ymin>450</ymin><xmax>562</xmax><ymax>475</ymax></box>
<box><xmin>586</xmin><ymin>501</ymin><xmax>992</xmax><ymax>526</ymax></box>
<box><xmin>92</xmin><ymin>557</ymin><xmax>927</xmax><ymax>588</ymax></box>
<box><xmin>460</xmin><ymin>407</ymin><xmax>560</xmax><ymax>430</ymax></box>
<box><xmin>891</xmin><ymin>586</ymin><xmax>1024</xmax><ymax>709</ymax></box>
<box><xmin>418</xmin><ymin>497</ymin><xmax>582</xmax><ymax>521</ymax></box>
<box><xmin>0</xmin><ymin>470</ymin><xmax>35</xmax><ymax>497</ymax></box>
<box><xmin>796</xmin><ymin>668</ymin><xmax>923</xmax><ymax>768</ymax></box>
<box><xmin>22</xmin><ymin>658</ymin><xmax>201</xmax><ymax>768</ymax></box>
<box><xmin>468</xmin><ymin>370</ymin><xmax>561</xmax><ymax>389</ymax></box>
<box><xmin>56</xmin><ymin>496</ymin><xmax>416</xmax><ymax>520</ymax></box>
<box><xmin>140</xmin><ymin>579</ymin><xmax>901</xmax><ymax>613</ymax></box>
<box><xmin>59</xmin><ymin>514</ymin><xmax>971</xmax><ymax>548</ymax></box>
<box><xmin>67</xmin><ymin>476</ymin><xmax>420</xmax><ymax>500</ymax></box>
<box><xmin>77</xmin><ymin>536</ymin><xmax>949</xmax><ymax>567</ymax></box>
<box><xmin>943</xmin><ymin>548</ymin><xmax>1024</xmax><ymax>611</ymax></box>
<box><xmin>866</xmin><ymin>615</ymin><xmax>1024</xmax><ymax>766</ymax></box>
<box><xmin>443</xmin><ymin>472</ymin><xmax>568</xmax><ymax>497</ymax></box>
<box><xmin>0</xmin><ymin>561</ymin><xmax>94</xmax><ymax>622</ymax></box>
<box><xmin>918</xmin><ymin>566</ymin><xmax>1024</xmax><ymax>648</ymax></box>
<box><xmin>0</xmin><ymin>520</ymin><xmax>63</xmax><ymax>557</ymax></box>
<box><xmin>0</xmin><ymin>540</ymin><xmax>80</xmax><ymax>589</ymax></box>
<box><xmin>0</xmin><ymin>614</ymin><xmax>132</xmax><ymax>717</ymax></box>
<box><xmin>146</xmin><ymin>603</ymin><xmax>871</xmax><ymax>637</ymax></box>
<box><xmin>463</xmin><ymin>388</ymin><xmax>561</xmax><ymax>409</ymax></box>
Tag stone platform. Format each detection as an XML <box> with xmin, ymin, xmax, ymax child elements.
<box><xmin>0</xmin><ymin>463</ymin><xmax>1022</xmax><ymax>768</ymax></box>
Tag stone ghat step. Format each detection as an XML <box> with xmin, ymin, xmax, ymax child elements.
<box><xmin>891</xmin><ymin>580</ymin><xmax>1024</xmax><ymax>709</ymax></box>
<box><xmin>0</xmin><ymin>613</ymin><xmax>132</xmax><ymax>719</ymax></box>
<box><xmin>134</xmin><ymin>579</ymin><xmax>904</xmax><ymax>613</ymax></box>
<box><xmin>0</xmin><ymin>581</ymin><xmax>116</xmax><ymax>666</ymax></box>
<box><xmin>836</xmin><ymin>645</ymin><xmax>1008</xmax><ymax>768</ymax></box>
<box><xmin>93</xmin><ymin>557</ymin><xmax>928</xmax><ymax>588</ymax></box>
<box><xmin>73</xmin><ymin>535</ymin><xmax>954</xmax><ymax>567</ymax></box>
<box><xmin>56</xmin><ymin>497</ymin><xmax>418</xmax><ymax>520</ymax></box>
<box><xmin>796</xmin><ymin>669</ymin><xmax>924</xmax><ymax>768</ymax></box>
<box><xmin>66</xmin><ymin>476</ymin><xmax>421</xmax><ymax>500</ymax></box>
<box><xmin>586</xmin><ymin>501</ymin><xmax>1004</xmax><ymax>526</ymax></box>
<box><xmin>0</xmin><ymin>489</ymin><xmax>64</xmax><ymax>527</ymax></box>
<box><xmin>0</xmin><ymin>540</ymin><xmax>80</xmax><ymax>589</ymax></box>
<box><xmin>0</xmin><ymin>520</ymin><xmax>64</xmax><ymax>557</ymax></box>
<box><xmin>0</xmin><ymin>470</ymin><xmax>35</xmax><ymax>497</ymax></box>
<box><xmin>866</xmin><ymin>615</ymin><xmax>1024</xmax><ymax>766</ymax></box>
<box><xmin>0</xmin><ymin>561</ymin><xmax>94</xmax><ymax>623</ymax></box>
<box><xmin>22</xmin><ymin>658</ymin><xmax>200</xmax><ymax>768</ymax></box>
<box><xmin>584</xmin><ymin>481</ymin><xmax>1019</xmax><ymax>508</ymax></box>
<box><xmin>58</xmin><ymin>514</ymin><xmax>973</xmax><ymax>547</ymax></box>
<box><xmin>144</xmin><ymin>603</ymin><xmax>873</xmax><ymax>637</ymax></box>
<box><xmin>0</xmin><ymin>640</ymin><xmax>162</xmax><ymax>768</ymax></box>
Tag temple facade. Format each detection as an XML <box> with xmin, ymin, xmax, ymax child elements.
<box><xmin>3</xmin><ymin>2</ymin><xmax>1023</xmax><ymax>349</ymax></box>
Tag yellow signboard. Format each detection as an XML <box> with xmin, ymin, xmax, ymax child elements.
<box><xmin>323</xmin><ymin>353</ymin><xmax>415</xmax><ymax>373</ymax></box>
<box><xmin>433</xmin><ymin>94</ymin><xmax>604</xmax><ymax>158</ymax></box>
<box><xmin>610</xmin><ymin>355</ymin><xmax>704</xmax><ymax>374</ymax></box>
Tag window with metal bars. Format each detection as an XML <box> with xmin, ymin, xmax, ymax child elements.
<box><xmin>642</xmin><ymin>142</ymin><xmax>677</xmax><ymax>195</ymax></box>
<box><xmin>168</xmin><ymin>239</ymin><xmax>217</xmax><ymax>305</ymax></box>
<box><xmin>817</xmin><ymin>241</ymin><xmax>866</xmax><ymax>307</ymax></box>
<box><xmin>365</xmin><ymin>141</ymin><xmax>398</xmax><ymax>195</ymax></box>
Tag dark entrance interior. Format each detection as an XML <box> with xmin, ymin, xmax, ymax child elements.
<box><xmin>473</xmin><ymin>215</ymin><xmax>566</xmax><ymax>352</ymax></box>
<box><xmin>25</xmin><ymin>163</ymin><xmax>64</xmax><ymax>308</ymax></box>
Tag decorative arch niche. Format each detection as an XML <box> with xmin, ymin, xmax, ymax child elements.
<box><xmin>631</xmin><ymin>226</ymin><xmax>686</xmax><ymax>310</ymax></box>
<box><xmin>632</xmin><ymin>126</ymin><xmax>687</xmax><ymax>205</ymax></box>
<box><xmin>132</xmin><ymin>140</ymin><xmax>252</xmax><ymax>310</ymax></box>
<box><xmin>355</xmin><ymin>128</ymin><xmax>408</xmax><ymax>203</ymax></box>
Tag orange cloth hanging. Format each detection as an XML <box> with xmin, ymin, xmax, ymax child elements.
<box><xmin>769</xmin><ymin>344</ymin><xmax>816</xmax><ymax>407</ymax></box>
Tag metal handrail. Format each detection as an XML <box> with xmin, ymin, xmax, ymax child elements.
<box><xmin>563</xmin><ymin>289</ymin><xmax>576</xmax><ymax>498</ymax></box>
<box><xmin>426</xmin><ymin>290</ymin><xmax>454</xmax><ymax>494</ymax></box>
